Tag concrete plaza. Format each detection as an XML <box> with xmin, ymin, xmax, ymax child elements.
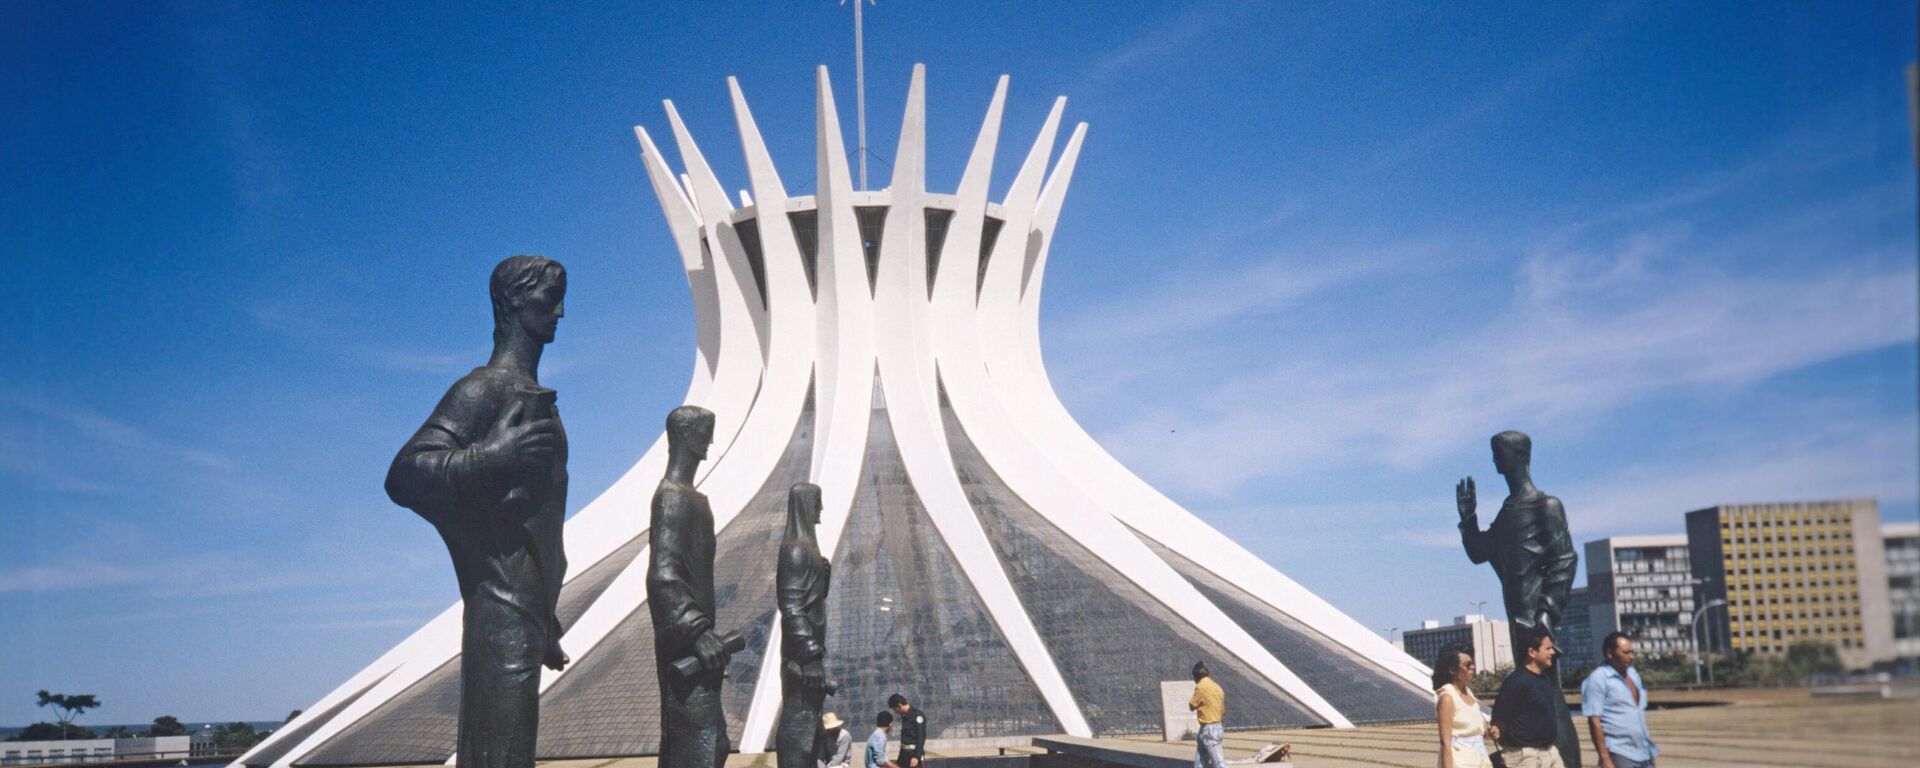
<box><xmin>433</xmin><ymin>687</ymin><xmax>1919</xmax><ymax>768</ymax></box>
<box><xmin>1040</xmin><ymin>687</ymin><xmax>1920</xmax><ymax>768</ymax></box>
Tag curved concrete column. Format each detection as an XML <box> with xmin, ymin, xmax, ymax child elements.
<box><xmin>937</xmin><ymin>94</ymin><xmax>1348</xmax><ymax>727</ymax></box>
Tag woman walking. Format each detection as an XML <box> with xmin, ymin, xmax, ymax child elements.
<box><xmin>1434</xmin><ymin>644</ymin><xmax>1498</xmax><ymax>768</ymax></box>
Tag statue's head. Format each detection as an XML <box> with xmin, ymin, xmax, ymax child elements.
<box><xmin>789</xmin><ymin>482</ymin><xmax>824</xmax><ymax>528</ymax></box>
<box><xmin>665</xmin><ymin>405</ymin><xmax>715</xmax><ymax>461</ymax></box>
<box><xmin>1490</xmin><ymin>430</ymin><xmax>1531</xmax><ymax>476</ymax></box>
<box><xmin>490</xmin><ymin>255</ymin><xmax>567</xmax><ymax>345</ymax></box>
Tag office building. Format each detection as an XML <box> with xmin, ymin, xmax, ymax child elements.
<box><xmin>1403</xmin><ymin>615</ymin><xmax>1513</xmax><ymax>672</ymax></box>
<box><xmin>0</xmin><ymin>737</ymin><xmax>190</xmax><ymax>766</ymax></box>
<box><xmin>1686</xmin><ymin>500</ymin><xmax>1894</xmax><ymax>666</ymax></box>
<box><xmin>1886</xmin><ymin>522</ymin><xmax>1920</xmax><ymax>659</ymax></box>
<box><xmin>1584</xmin><ymin>534</ymin><xmax>1696</xmax><ymax>663</ymax></box>
<box><xmin>1558</xmin><ymin>586</ymin><xmax>1597</xmax><ymax>671</ymax></box>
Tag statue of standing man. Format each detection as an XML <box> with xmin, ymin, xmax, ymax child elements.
<box><xmin>649</xmin><ymin>405</ymin><xmax>736</xmax><ymax>768</ymax></box>
<box><xmin>1456</xmin><ymin>430</ymin><xmax>1580</xmax><ymax>768</ymax></box>
<box><xmin>776</xmin><ymin>482</ymin><xmax>833</xmax><ymax>768</ymax></box>
<box><xmin>386</xmin><ymin>255</ymin><xmax>572</xmax><ymax>768</ymax></box>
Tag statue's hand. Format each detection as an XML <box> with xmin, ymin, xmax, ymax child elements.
<box><xmin>477</xmin><ymin>400</ymin><xmax>559</xmax><ymax>473</ymax></box>
<box><xmin>693</xmin><ymin>630</ymin><xmax>729</xmax><ymax>672</ymax></box>
<box><xmin>544</xmin><ymin>643</ymin><xmax>570</xmax><ymax>672</ymax></box>
<box><xmin>801</xmin><ymin>660</ymin><xmax>827</xmax><ymax>691</ymax></box>
<box><xmin>1456</xmin><ymin>476</ymin><xmax>1476</xmax><ymax>520</ymax></box>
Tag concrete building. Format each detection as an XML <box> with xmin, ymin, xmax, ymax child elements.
<box><xmin>1583</xmin><ymin>534</ymin><xmax>1696</xmax><ymax>664</ymax></box>
<box><xmin>0</xmin><ymin>737</ymin><xmax>190</xmax><ymax>766</ymax></box>
<box><xmin>1558</xmin><ymin>586</ymin><xmax>1597</xmax><ymax>671</ymax></box>
<box><xmin>236</xmin><ymin>66</ymin><xmax>1437</xmax><ymax>768</ymax></box>
<box><xmin>1686</xmin><ymin>500</ymin><xmax>1894</xmax><ymax>667</ymax></box>
<box><xmin>1886</xmin><ymin>521</ymin><xmax>1920</xmax><ymax>659</ymax></box>
<box><xmin>1403</xmin><ymin>615</ymin><xmax>1513</xmax><ymax>672</ymax></box>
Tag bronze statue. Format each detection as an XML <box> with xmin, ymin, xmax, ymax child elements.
<box><xmin>385</xmin><ymin>255</ymin><xmax>571</xmax><ymax>768</ymax></box>
<box><xmin>776</xmin><ymin>483</ymin><xmax>833</xmax><ymax>768</ymax></box>
<box><xmin>648</xmin><ymin>405</ymin><xmax>733</xmax><ymax>768</ymax></box>
<box><xmin>1456</xmin><ymin>430</ymin><xmax>1580</xmax><ymax>767</ymax></box>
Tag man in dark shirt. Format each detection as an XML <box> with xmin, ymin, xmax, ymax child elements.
<box><xmin>887</xmin><ymin>694</ymin><xmax>926</xmax><ymax>768</ymax></box>
<box><xmin>1492</xmin><ymin>627</ymin><xmax>1567</xmax><ymax>768</ymax></box>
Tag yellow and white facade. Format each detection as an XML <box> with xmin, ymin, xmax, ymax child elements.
<box><xmin>1685</xmin><ymin>499</ymin><xmax>1894</xmax><ymax>666</ymax></box>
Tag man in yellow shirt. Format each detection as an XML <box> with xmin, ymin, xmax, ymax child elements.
<box><xmin>1188</xmin><ymin>661</ymin><xmax>1226</xmax><ymax>768</ymax></box>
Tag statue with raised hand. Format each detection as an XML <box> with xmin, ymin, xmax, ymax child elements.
<box><xmin>1456</xmin><ymin>430</ymin><xmax>1580</xmax><ymax>767</ymax></box>
<box><xmin>649</xmin><ymin>405</ymin><xmax>733</xmax><ymax>768</ymax></box>
<box><xmin>776</xmin><ymin>482</ymin><xmax>835</xmax><ymax>768</ymax></box>
<box><xmin>385</xmin><ymin>255</ymin><xmax>571</xmax><ymax>768</ymax></box>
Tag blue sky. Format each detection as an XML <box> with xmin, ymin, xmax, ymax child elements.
<box><xmin>4</xmin><ymin>1</ymin><xmax>1915</xmax><ymax>725</ymax></box>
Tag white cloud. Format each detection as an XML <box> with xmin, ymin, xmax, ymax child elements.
<box><xmin>0</xmin><ymin>514</ymin><xmax>436</xmax><ymax>598</ymax></box>
<box><xmin>1051</xmin><ymin>108</ymin><xmax>1918</xmax><ymax>502</ymax></box>
<box><xmin>246</xmin><ymin>299</ymin><xmax>482</xmax><ymax>376</ymax></box>
<box><xmin>0</xmin><ymin>562</ymin><xmax>144</xmax><ymax>593</ymax></box>
<box><xmin>1087</xmin><ymin>245</ymin><xmax>1914</xmax><ymax>497</ymax></box>
<box><xmin>1567</xmin><ymin>418</ymin><xmax>1920</xmax><ymax>538</ymax></box>
<box><xmin>0</xmin><ymin>393</ymin><xmax>234</xmax><ymax>472</ymax></box>
<box><xmin>0</xmin><ymin>443</ymin><xmax>125</xmax><ymax>495</ymax></box>
<box><xmin>1071</xmin><ymin>6</ymin><xmax>1236</xmax><ymax>97</ymax></box>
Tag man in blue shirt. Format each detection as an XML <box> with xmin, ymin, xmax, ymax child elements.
<box><xmin>866</xmin><ymin>711</ymin><xmax>898</xmax><ymax>768</ymax></box>
<box><xmin>1581</xmin><ymin>633</ymin><xmax>1659</xmax><ymax>768</ymax></box>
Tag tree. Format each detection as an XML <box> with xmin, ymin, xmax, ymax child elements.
<box><xmin>7</xmin><ymin>722</ymin><xmax>96</xmax><ymax>742</ymax></box>
<box><xmin>35</xmin><ymin>691</ymin><xmax>101</xmax><ymax>740</ymax></box>
<box><xmin>213</xmin><ymin>722</ymin><xmax>264</xmax><ymax>752</ymax></box>
<box><xmin>1471</xmin><ymin>663</ymin><xmax>1512</xmax><ymax>697</ymax></box>
<box><xmin>100</xmin><ymin>726</ymin><xmax>134</xmax><ymax>739</ymax></box>
<box><xmin>1637</xmin><ymin>653</ymin><xmax>1692</xmax><ymax>687</ymax></box>
<box><xmin>1706</xmin><ymin>647</ymin><xmax>1756</xmax><ymax>686</ymax></box>
<box><xmin>145</xmin><ymin>716</ymin><xmax>188</xmax><ymax>737</ymax></box>
<box><xmin>1782</xmin><ymin>641</ymin><xmax>1844</xmax><ymax>680</ymax></box>
<box><xmin>284</xmin><ymin>709</ymin><xmax>303</xmax><ymax>724</ymax></box>
<box><xmin>1560</xmin><ymin>662</ymin><xmax>1596</xmax><ymax>688</ymax></box>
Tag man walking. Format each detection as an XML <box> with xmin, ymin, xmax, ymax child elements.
<box><xmin>1581</xmin><ymin>634</ymin><xmax>1658</xmax><ymax>768</ymax></box>
<box><xmin>887</xmin><ymin>694</ymin><xmax>926</xmax><ymax>768</ymax></box>
<box><xmin>1491</xmin><ymin>628</ymin><xmax>1566</xmax><ymax>768</ymax></box>
<box><xmin>1188</xmin><ymin>661</ymin><xmax>1226</xmax><ymax>768</ymax></box>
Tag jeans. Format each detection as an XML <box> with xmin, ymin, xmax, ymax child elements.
<box><xmin>1193</xmin><ymin>723</ymin><xmax>1225</xmax><ymax>768</ymax></box>
<box><xmin>1607</xmin><ymin>754</ymin><xmax>1654</xmax><ymax>768</ymax></box>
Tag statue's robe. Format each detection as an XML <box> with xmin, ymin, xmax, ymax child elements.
<box><xmin>1460</xmin><ymin>493</ymin><xmax>1577</xmax><ymax>639</ymax></box>
<box><xmin>775</xmin><ymin>532</ymin><xmax>831</xmax><ymax>768</ymax></box>
<box><xmin>386</xmin><ymin>366</ymin><xmax>568</xmax><ymax>768</ymax></box>
<box><xmin>648</xmin><ymin>480</ymin><xmax>727</xmax><ymax>768</ymax></box>
<box><xmin>1460</xmin><ymin>491</ymin><xmax>1580</xmax><ymax>768</ymax></box>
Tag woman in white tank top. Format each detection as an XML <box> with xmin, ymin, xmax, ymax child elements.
<box><xmin>1433</xmin><ymin>645</ymin><xmax>1498</xmax><ymax>768</ymax></box>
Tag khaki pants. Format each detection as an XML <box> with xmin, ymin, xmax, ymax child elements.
<box><xmin>1498</xmin><ymin>746</ymin><xmax>1566</xmax><ymax>768</ymax></box>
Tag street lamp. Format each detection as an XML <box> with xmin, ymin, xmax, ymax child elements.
<box><xmin>1470</xmin><ymin>600</ymin><xmax>1488</xmax><ymax>618</ymax></box>
<box><xmin>1692</xmin><ymin>598</ymin><xmax>1728</xmax><ymax>685</ymax></box>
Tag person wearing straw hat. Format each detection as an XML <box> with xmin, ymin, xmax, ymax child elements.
<box><xmin>817</xmin><ymin>712</ymin><xmax>852</xmax><ymax>768</ymax></box>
